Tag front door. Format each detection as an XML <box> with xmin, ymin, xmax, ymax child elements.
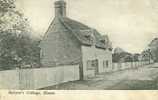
<box><xmin>92</xmin><ymin>59</ymin><xmax>99</xmax><ymax>75</ymax></box>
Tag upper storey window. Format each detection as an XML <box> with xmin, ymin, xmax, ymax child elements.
<box><xmin>82</xmin><ymin>30</ymin><xmax>96</xmax><ymax>46</ymax></box>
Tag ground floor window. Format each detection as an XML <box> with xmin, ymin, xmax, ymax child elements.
<box><xmin>103</xmin><ymin>60</ymin><xmax>109</xmax><ymax>68</ymax></box>
<box><xmin>87</xmin><ymin>59</ymin><xmax>98</xmax><ymax>70</ymax></box>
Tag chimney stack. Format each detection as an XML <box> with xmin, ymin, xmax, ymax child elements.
<box><xmin>54</xmin><ymin>0</ymin><xmax>66</xmax><ymax>17</ymax></box>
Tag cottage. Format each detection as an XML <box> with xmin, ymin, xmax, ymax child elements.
<box><xmin>40</xmin><ymin>0</ymin><xmax>113</xmax><ymax>80</ymax></box>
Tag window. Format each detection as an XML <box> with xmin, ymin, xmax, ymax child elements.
<box><xmin>106</xmin><ymin>61</ymin><xmax>109</xmax><ymax>67</ymax></box>
<box><xmin>87</xmin><ymin>60</ymin><xmax>93</xmax><ymax>70</ymax></box>
<box><xmin>103</xmin><ymin>60</ymin><xmax>109</xmax><ymax>68</ymax></box>
<box><xmin>87</xmin><ymin>60</ymin><xmax>98</xmax><ymax>70</ymax></box>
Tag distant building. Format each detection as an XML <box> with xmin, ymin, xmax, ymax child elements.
<box><xmin>40</xmin><ymin>0</ymin><xmax>112</xmax><ymax>80</ymax></box>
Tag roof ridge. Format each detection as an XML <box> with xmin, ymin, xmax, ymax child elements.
<box><xmin>60</xmin><ymin>17</ymin><xmax>92</xmax><ymax>29</ymax></box>
<box><xmin>42</xmin><ymin>16</ymin><xmax>111</xmax><ymax>49</ymax></box>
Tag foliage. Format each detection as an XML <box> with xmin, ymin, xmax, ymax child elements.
<box><xmin>0</xmin><ymin>0</ymin><xmax>40</xmax><ymax>70</ymax></box>
<box><xmin>112</xmin><ymin>52</ymin><xmax>133</xmax><ymax>63</ymax></box>
<box><xmin>133</xmin><ymin>54</ymin><xmax>140</xmax><ymax>62</ymax></box>
<box><xmin>151</xmin><ymin>48</ymin><xmax>158</xmax><ymax>62</ymax></box>
<box><xmin>113</xmin><ymin>47</ymin><xmax>134</xmax><ymax>63</ymax></box>
<box><xmin>0</xmin><ymin>31</ymin><xmax>40</xmax><ymax>70</ymax></box>
<box><xmin>0</xmin><ymin>0</ymin><xmax>15</xmax><ymax>12</ymax></box>
<box><xmin>148</xmin><ymin>38</ymin><xmax>158</xmax><ymax>62</ymax></box>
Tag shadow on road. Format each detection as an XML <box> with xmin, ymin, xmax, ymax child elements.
<box><xmin>106</xmin><ymin>80</ymin><xmax>157</xmax><ymax>90</ymax></box>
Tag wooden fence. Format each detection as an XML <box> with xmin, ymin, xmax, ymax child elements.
<box><xmin>0</xmin><ymin>65</ymin><xmax>80</xmax><ymax>89</ymax></box>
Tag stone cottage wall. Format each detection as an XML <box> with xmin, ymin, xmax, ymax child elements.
<box><xmin>40</xmin><ymin>18</ymin><xmax>81</xmax><ymax>67</ymax></box>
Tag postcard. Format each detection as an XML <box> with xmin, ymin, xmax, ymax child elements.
<box><xmin>0</xmin><ymin>0</ymin><xmax>158</xmax><ymax>99</ymax></box>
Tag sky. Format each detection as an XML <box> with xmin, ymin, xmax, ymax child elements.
<box><xmin>15</xmin><ymin>0</ymin><xmax>158</xmax><ymax>53</ymax></box>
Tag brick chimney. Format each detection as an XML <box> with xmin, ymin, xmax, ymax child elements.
<box><xmin>54</xmin><ymin>0</ymin><xmax>66</xmax><ymax>17</ymax></box>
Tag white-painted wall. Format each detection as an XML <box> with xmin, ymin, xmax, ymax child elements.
<box><xmin>0</xmin><ymin>65</ymin><xmax>79</xmax><ymax>89</ymax></box>
<box><xmin>81</xmin><ymin>46</ymin><xmax>112</xmax><ymax>79</ymax></box>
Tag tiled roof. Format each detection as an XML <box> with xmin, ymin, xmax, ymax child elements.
<box><xmin>60</xmin><ymin>17</ymin><xmax>110</xmax><ymax>49</ymax></box>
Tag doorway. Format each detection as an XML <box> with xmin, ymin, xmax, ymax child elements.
<box><xmin>92</xmin><ymin>59</ymin><xmax>99</xmax><ymax>75</ymax></box>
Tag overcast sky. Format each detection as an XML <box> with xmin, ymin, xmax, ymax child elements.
<box><xmin>15</xmin><ymin>0</ymin><xmax>158</xmax><ymax>53</ymax></box>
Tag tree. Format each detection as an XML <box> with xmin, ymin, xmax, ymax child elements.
<box><xmin>0</xmin><ymin>0</ymin><xmax>40</xmax><ymax>70</ymax></box>
<box><xmin>112</xmin><ymin>47</ymin><xmax>133</xmax><ymax>63</ymax></box>
<box><xmin>133</xmin><ymin>53</ymin><xmax>140</xmax><ymax>62</ymax></box>
<box><xmin>16</xmin><ymin>34</ymin><xmax>40</xmax><ymax>68</ymax></box>
<box><xmin>0</xmin><ymin>0</ymin><xmax>15</xmax><ymax>13</ymax></box>
<box><xmin>0</xmin><ymin>31</ymin><xmax>19</xmax><ymax>69</ymax></box>
<box><xmin>148</xmin><ymin>38</ymin><xmax>158</xmax><ymax>62</ymax></box>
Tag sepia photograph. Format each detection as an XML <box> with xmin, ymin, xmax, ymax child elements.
<box><xmin>0</xmin><ymin>0</ymin><xmax>158</xmax><ymax>90</ymax></box>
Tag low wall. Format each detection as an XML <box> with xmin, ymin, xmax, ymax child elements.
<box><xmin>0</xmin><ymin>65</ymin><xmax>80</xmax><ymax>89</ymax></box>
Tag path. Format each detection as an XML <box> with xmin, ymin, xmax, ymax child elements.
<box><xmin>40</xmin><ymin>63</ymin><xmax>158</xmax><ymax>90</ymax></box>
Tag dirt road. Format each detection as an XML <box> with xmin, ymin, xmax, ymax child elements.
<box><xmin>41</xmin><ymin>63</ymin><xmax>158</xmax><ymax>90</ymax></box>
